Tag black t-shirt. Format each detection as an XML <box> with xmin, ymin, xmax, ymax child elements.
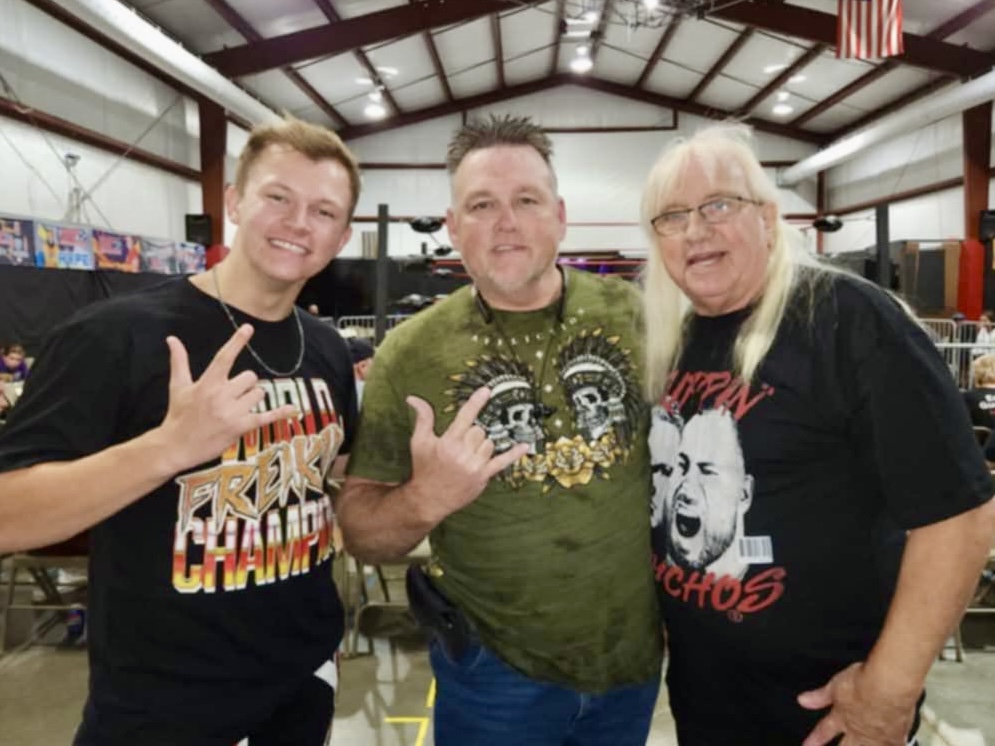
<box><xmin>648</xmin><ymin>273</ymin><xmax>992</xmax><ymax>744</ymax></box>
<box><xmin>0</xmin><ymin>278</ymin><xmax>356</xmax><ymax>736</ymax></box>
<box><xmin>963</xmin><ymin>388</ymin><xmax>995</xmax><ymax>428</ymax></box>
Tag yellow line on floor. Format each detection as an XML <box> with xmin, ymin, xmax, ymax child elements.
<box><xmin>384</xmin><ymin>717</ymin><xmax>430</xmax><ymax>746</ymax></box>
<box><xmin>426</xmin><ymin>677</ymin><xmax>436</xmax><ymax>709</ymax></box>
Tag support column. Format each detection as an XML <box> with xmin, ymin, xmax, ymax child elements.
<box><xmin>816</xmin><ymin>171</ymin><xmax>826</xmax><ymax>255</ymax></box>
<box><xmin>875</xmin><ymin>203</ymin><xmax>890</xmax><ymax>288</ymax></box>
<box><xmin>199</xmin><ymin>100</ymin><xmax>227</xmax><ymax>249</ymax></box>
<box><xmin>963</xmin><ymin>102</ymin><xmax>992</xmax><ymax>242</ymax></box>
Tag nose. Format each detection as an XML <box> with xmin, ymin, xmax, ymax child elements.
<box><xmin>285</xmin><ymin>202</ymin><xmax>310</xmax><ymax>233</ymax></box>
<box><xmin>683</xmin><ymin>209</ymin><xmax>711</xmax><ymax>241</ymax></box>
<box><xmin>494</xmin><ymin>202</ymin><xmax>519</xmax><ymax>232</ymax></box>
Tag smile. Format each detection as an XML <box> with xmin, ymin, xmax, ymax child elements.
<box><xmin>687</xmin><ymin>251</ymin><xmax>724</xmax><ymax>267</ymax></box>
<box><xmin>269</xmin><ymin>238</ymin><xmax>309</xmax><ymax>254</ymax></box>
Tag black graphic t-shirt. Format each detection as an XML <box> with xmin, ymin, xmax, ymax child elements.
<box><xmin>963</xmin><ymin>387</ymin><xmax>995</xmax><ymax>429</ymax></box>
<box><xmin>0</xmin><ymin>278</ymin><xmax>355</xmax><ymax>739</ymax></box>
<box><xmin>649</xmin><ymin>273</ymin><xmax>992</xmax><ymax>744</ymax></box>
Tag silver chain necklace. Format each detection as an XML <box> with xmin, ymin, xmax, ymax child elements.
<box><xmin>211</xmin><ymin>266</ymin><xmax>305</xmax><ymax>377</ymax></box>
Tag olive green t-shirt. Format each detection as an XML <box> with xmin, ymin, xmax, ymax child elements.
<box><xmin>347</xmin><ymin>268</ymin><xmax>661</xmax><ymax>692</ymax></box>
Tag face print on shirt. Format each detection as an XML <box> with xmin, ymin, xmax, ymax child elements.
<box><xmin>650</xmin><ymin>407</ymin><xmax>754</xmax><ymax>580</ymax></box>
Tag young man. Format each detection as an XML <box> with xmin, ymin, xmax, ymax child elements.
<box><xmin>0</xmin><ymin>117</ymin><xmax>360</xmax><ymax>746</ymax></box>
<box><xmin>336</xmin><ymin>115</ymin><xmax>662</xmax><ymax>746</ymax></box>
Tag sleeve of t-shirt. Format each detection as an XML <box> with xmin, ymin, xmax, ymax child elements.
<box><xmin>0</xmin><ymin>314</ymin><xmax>130</xmax><ymax>473</ymax></box>
<box><xmin>345</xmin><ymin>333</ymin><xmax>416</xmax><ymax>484</ymax></box>
<box><xmin>837</xmin><ymin>280</ymin><xmax>993</xmax><ymax>528</ymax></box>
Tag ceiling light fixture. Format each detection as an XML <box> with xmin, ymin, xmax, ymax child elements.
<box><xmin>772</xmin><ymin>103</ymin><xmax>794</xmax><ymax>116</ymax></box>
<box><xmin>777</xmin><ymin>91</ymin><xmax>790</xmax><ymax>102</ymax></box>
<box><xmin>364</xmin><ymin>102</ymin><xmax>387</xmax><ymax>120</ymax></box>
<box><xmin>570</xmin><ymin>55</ymin><xmax>594</xmax><ymax>73</ymax></box>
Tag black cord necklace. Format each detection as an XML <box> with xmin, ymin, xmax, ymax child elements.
<box><xmin>211</xmin><ymin>266</ymin><xmax>305</xmax><ymax>377</ymax></box>
<box><xmin>474</xmin><ymin>268</ymin><xmax>567</xmax><ymax>420</ymax></box>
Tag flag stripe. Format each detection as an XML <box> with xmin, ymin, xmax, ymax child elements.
<box><xmin>837</xmin><ymin>0</ymin><xmax>904</xmax><ymax>60</ymax></box>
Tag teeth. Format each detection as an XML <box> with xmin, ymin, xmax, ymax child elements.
<box><xmin>271</xmin><ymin>239</ymin><xmax>307</xmax><ymax>254</ymax></box>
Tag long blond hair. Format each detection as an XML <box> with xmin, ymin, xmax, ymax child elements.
<box><xmin>641</xmin><ymin>124</ymin><xmax>835</xmax><ymax>400</ymax></box>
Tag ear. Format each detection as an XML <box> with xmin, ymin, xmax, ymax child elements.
<box><xmin>224</xmin><ymin>184</ymin><xmax>242</xmax><ymax>226</ymax></box>
<box><xmin>741</xmin><ymin>474</ymin><xmax>754</xmax><ymax>513</ymax></box>
<box><xmin>445</xmin><ymin>207</ymin><xmax>459</xmax><ymax>251</ymax></box>
<box><xmin>331</xmin><ymin>225</ymin><xmax>353</xmax><ymax>260</ymax></box>
<box><xmin>556</xmin><ymin>197</ymin><xmax>567</xmax><ymax>242</ymax></box>
<box><xmin>761</xmin><ymin>202</ymin><xmax>778</xmax><ymax>247</ymax></box>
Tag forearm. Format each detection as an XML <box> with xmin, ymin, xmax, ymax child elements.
<box><xmin>336</xmin><ymin>477</ymin><xmax>438</xmax><ymax>564</ymax></box>
<box><xmin>0</xmin><ymin>427</ymin><xmax>180</xmax><ymax>552</ymax></box>
<box><xmin>863</xmin><ymin>498</ymin><xmax>995</xmax><ymax>696</ymax></box>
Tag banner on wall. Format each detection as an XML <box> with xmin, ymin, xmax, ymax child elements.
<box><xmin>0</xmin><ymin>217</ymin><xmax>34</xmax><ymax>266</ymax></box>
<box><xmin>139</xmin><ymin>239</ymin><xmax>178</xmax><ymax>274</ymax></box>
<box><xmin>94</xmin><ymin>229</ymin><xmax>141</xmax><ymax>273</ymax></box>
<box><xmin>175</xmin><ymin>242</ymin><xmax>206</xmax><ymax>274</ymax></box>
<box><xmin>34</xmin><ymin>223</ymin><xmax>96</xmax><ymax>270</ymax></box>
<box><xmin>1</xmin><ymin>212</ymin><xmax>201</xmax><ymax>275</ymax></box>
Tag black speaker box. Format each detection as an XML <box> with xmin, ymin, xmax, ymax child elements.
<box><xmin>980</xmin><ymin>209</ymin><xmax>995</xmax><ymax>242</ymax></box>
<box><xmin>185</xmin><ymin>214</ymin><xmax>213</xmax><ymax>245</ymax></box>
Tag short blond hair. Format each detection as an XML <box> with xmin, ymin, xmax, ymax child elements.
<box><xmin>234</xmin><ymin>116</ymin><xmax>361</xmax><ymax>216</ymax></box>
<box><xmin>975</xmin><ymin>354</ymin><xmax>995</xmax><ymax>387</ymax></box>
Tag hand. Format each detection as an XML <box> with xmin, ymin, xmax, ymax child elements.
<box><xmin>406</xmin><ymin>386</ymin><xmax>529</xmax><ymax>523</ymax></box>
<box><xmin>798</xmin><ymin>662</ymin><xmax>916</xmax><ymax>746</ymax></box>
<box><xmin>157</xmin><ymin>324</ymin><xmax>299</xmax><ymax>473</ymax></box>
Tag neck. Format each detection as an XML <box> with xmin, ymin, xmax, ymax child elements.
<box><xmin>191</xmin><ymin>255</ymin><xmax>300</xmax><ymax>321</ymax></box>
<box><xmin>477</xmin><ymin>265</ymin><xmax>563</xmax><ymax>314</ymax></box>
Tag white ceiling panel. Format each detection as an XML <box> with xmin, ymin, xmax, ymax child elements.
<box><xmin>500</xmin><ymin>2</ymin><xmax>557</xmax><ymax>61</ymax></box>
<box><xmin>296</xmin><ymin>54</ymin><xmax>371</xmax><ymax>107</ymax></box>
<box><xmin>239</xmin><ymin>70</ymin><xmax>313</xmax><ymax>112</ymax></box>
<box><xmin>285</xmin><ymin>103</ymin><xmax>338</xmax><ymax>129</ymax></box>
<box><xmin>843</xmin><ymin>67</ymin><xmax>940</xmax><ymax>111</ymax></box>
<box><xmin>434</xmin><ymin>17</ymin><xmax>493</xmax><ymax>75</ymax></box>
<box><xmin>947</xmin><ymin>5</ymin><xmax>995</xmax><ymax>49</ymax></box>
<box><xmin>695</xmin><ymin>75</ymin><xmax>757</xmax><ymax>113</ymax></box>
<box><xmin>645</xmin><ymin>61</ymin><xmax>703</xmax><ymax>100</ymax></box>
<box><xmin>390</xmin><ymin>76</ymin><xmax>446</xmax><ymax>111</ymax></box>
<box><xmin>363</xmin><ymin>35</ymin><xmax>436</xmax><ymax>89</ymax></box>
<box><xmin>799</xmin><ymin>103</ymin><xmax>870</xmax><ymax>134</ymax></box>
<box><xmin>447</xmin><ymin>65</ymin><xmax>500</xmax><ymax>99</ymax></box>
<box><xmin>227</xmin><ymin>0</ymin><xmax>327</xmax><ymax>38</ymax></box>
<box><xmin>602</xmin><ymin>19</ymin><xmax>673</xmax><ymax>60</ymax></box>
<box><xmin>505</xmin><ymin>48</ymin><xmax>554</xmax><ymax>86</ymax></box>
<box><xmin>132</xmin><ymin>0</ymin><xmax>243</xmax><ymax>54</ymax></box>
<box><xmin>592</xmin><ymin>46</ymin><xmax>646</xmax><ymax>85</ymax></box>
<box><xmin>329</xmin><ymin>0</ymin><xmax>406</xmax><ymax>20</ymax></box>
<box><xmin>664</xmin><ymin>20</ymin><xmax>744</xmax><ymax>80</ymax></box>
<box><xmin>785</xmin><ymin>55</ymin><xmax>874</xmax><ymax>107</ymax></box>
<box><xmin>729</xmin><ymin>33</ymin><xmax>808</xmax><ymax>89</ymax></box>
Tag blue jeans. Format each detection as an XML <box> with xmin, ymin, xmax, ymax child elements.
<box><xmin>430</xmin><ymin>639</ymin><xmax>660</xmax><ymax>746</ymax></box>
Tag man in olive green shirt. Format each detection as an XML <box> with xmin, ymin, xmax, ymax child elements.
<box><xmin>337</xmin><ymin>115</ymin><xmax>661</xmax><ymax>746</ymax></box>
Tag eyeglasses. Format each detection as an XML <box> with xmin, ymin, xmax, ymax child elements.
<box><xmin>650</xmin><ymin>196</ymin><xmax>762</xmax><ymax>237</ymax></box>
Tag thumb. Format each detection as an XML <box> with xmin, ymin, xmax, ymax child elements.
<box><xmin>165</xmin><ymin>336</ymin><xmax>192</xmax><ymax>389</ymax></box>
<box><xmin>406</xmin><ymin>396</ymin><xmax>436</xmax><ymax>442</ymax></box>
<box><xmin>797</xmin><ymin>681</ymin><xmax>834</xmax><ymax>710</ymax></box>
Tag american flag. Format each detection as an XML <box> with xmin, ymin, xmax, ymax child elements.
<box><xmin>836</xmin><ymin>0</ymin><xmax>904</xmax><ymax>59</ymax></box>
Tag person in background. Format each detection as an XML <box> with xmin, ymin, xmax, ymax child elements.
<box><xmin>0</xmin><ymin>342</ymin><xmax>29</xmax><ymax>382</ymax></box>
<box><xmin>0</xmin><ymin>116</ymin><xmax>361</xmax><ymax>746</ymax></box>
<box><xmin>347</xmin><ymin>337</ymin><xmax>374</xmax><ymax>405</ymax></box>
<box><xmin>336</xmin><ymin>114</ymin><xmax>662</xmax><ymax>746</ymax></box>
<box><xmin>641</xmin><ymin>122</ymin><xmax>995</xmax><ymax>746</ymax></box>
<box><xmin>965</xmin><ymin>353</ymin><xmax>995</xmax><ymax>429</ymax></box>
<box><xmin>307</xmin><ymin>303</ymin><xmax>321</xmax><ymax>316</ymax></box>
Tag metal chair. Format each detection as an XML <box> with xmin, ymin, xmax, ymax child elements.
<box><xmin>0</xmin><ymin>533</ymin><xmax>88</xmax><ymax>653</ymax></box>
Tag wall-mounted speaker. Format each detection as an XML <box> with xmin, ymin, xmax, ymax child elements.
<box><xmin>185</xmin><ymin>214</ymin><xmax>212</xmax><ymax>246</ymax></box>
<box><xmin>980</xmin><ymin>209</ymin><xmax>995</xmax><ymax>242</ymax></box>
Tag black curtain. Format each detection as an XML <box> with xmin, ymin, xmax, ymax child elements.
<box><xmin>0</xmin><ymin>265</ymin><xmax>178</xmax><ymax>354</ymax></box>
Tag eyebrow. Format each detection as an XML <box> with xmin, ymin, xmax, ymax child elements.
<box><xmin>268</xmin><ymin>182</ymin><xmax>344</xmax><ymax>210</ymax></box>
<box><xmin>659</xmin><ymin>192</ymin><xmax>739</xmax><ymax>211</ymax></box>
